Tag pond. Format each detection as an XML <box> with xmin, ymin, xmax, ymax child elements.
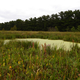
<box><xmin>3</xmin><ymin>38</ymin><xmax>80</xmax><ymax>51</ymax></box>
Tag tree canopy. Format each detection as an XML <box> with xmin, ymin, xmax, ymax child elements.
<box><xmin>0</xmin><ymin>10</ymin><xmax>80</xmax><ymax>31</ymax></box>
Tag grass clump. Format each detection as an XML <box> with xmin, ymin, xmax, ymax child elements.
<box><xmin>0</xmin><ymin>40</ymin><xmax>80</xmax><ymax>80</ymax></box>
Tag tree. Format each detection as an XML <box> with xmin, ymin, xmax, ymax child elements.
<box><xmin>37</xmin><ymin>17</ymin><xmax>43</xmax><ymax>30</ymax></box>
<box><xmin>24</xmin><ymin>19</ymin><xmax>29</xmax><ymax>31</ymax></box>
<box><xmin>71</xmin><ymin>26</ymin><xmax>75</xmax><ymax>32</ymax></box>
<box><xmin>77</xmin><ymin>25</ymin><xmax>80</xmax><ymax>32</ymax></box>
<box><xmin>0</xmin><ymin>9</ymin><xmax>80</xmax><ymax>31</ymax></box>
<box><xmin>66</xmin><ymin>26</ymin><xmax>70</xmax><ymax>31</ymax></box>
<box><xmin>48</xmin><ymin>26</ymin><xmax>58</xmax><ymax>31</ymax></box>
<box><xmin>55</xmin><ymin>26</ymin><xmax>58</xmax><ymax>31</ymax></box>
<box><xmin>2</xmin><ymin>28</ymin><xmax>5</xmax><ymax>31</ymax></box>
<box><xmin>32</xmin><ymin>17</ymin><xmax>37</xmax><ymax>31</ymax></box>
<box><xmin>16</xmin><ymin>19</ymin><xmax>24</xmax><ymax>30</ymax></box>
<box><xmin>10</xmin><ymin>25</ymin><xmax>17</xmax><ymax>31</ymax></box>
<box><xmin>9</xmin><ymin>21</ymin><xmax>16</xmax><ymax>30</ymax></box>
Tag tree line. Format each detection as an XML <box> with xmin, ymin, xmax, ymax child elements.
<box><xmin>0</xmin><ymin>10</ymin><xmax>80</xmax><ymax>31</ymax></box>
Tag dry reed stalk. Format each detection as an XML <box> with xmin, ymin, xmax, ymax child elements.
<box><xmin>44</xmin><ymin>43</ymin><xmax>46</xmax><ymax>55</ymax></box>
<box><xmin>41</xmin><ymin>44</ymin><xmax>46</xmax><ymax>55</ymax></box>
<box><xmin>33</xmin><ymin>42</ymin><xmax>34</xmax><ymax>48</ymax></box>
<box><xmin>72</xmin><ymin>39</ymin><xmax>74</xmax><ymax>43</ymax></box>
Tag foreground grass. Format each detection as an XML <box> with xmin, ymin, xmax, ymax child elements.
<box><xmin>0</xmin><ymin>31</ymin><xmax>80</xmax><ymax>43</ymax></box>
<box><xmin>0</xmin><ymin>40</ymin><xmax>80</xmax><ymax>80</ymax></box>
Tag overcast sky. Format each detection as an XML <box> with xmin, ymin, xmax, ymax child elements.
<box><xmin>0</xmin><ymin>0</ymin><xmax>80</xmax><ymax>23</ymax></box>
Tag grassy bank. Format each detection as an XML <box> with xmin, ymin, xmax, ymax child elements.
<box><xmin>0</xmin><ymin>31</ymin><xmax>80</xmax><ymax>43</ymax></box>
<box><xmin>0</xmin><ymin>40</ymin><xmax>80</xmax><ymax>80</ymax></box>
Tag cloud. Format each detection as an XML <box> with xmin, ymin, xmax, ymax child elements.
<box><xmin>0</xmin><ymin>10</ymin><xmax>36</xmax><ymax>22</ymax></box>
<box><xmin>0</xmin><ymin>0</ymin><xmax>80</xmax><ymax>23</ymax></box>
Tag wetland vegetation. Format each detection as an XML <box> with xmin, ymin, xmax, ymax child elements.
<box><xmin>0</xmin><ymin>31</ymin><xmax>80</xmax><ymax>80</ymax></box>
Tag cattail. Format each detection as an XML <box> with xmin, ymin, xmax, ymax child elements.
<box><xmin>32</xmin><ymin>42</ymin><xmax>34</xmax><ymax>48</ymax></box>
<box><xmin>42</xmin><ymin>44</ymin><xmax>43</xmax><ymax>48</ymax></box>
<box><xmin>72</xmin><ymin>39</ymin><xmax>74</xmax><ymax>43</ymax></box>
<box><xmin>44</xmin><ymin>43</ymin><xmax>46</xmax><ymax>55</ymax></box>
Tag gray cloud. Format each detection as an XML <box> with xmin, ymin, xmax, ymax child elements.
<box><xmin>0</xmin><ymin>0</ymin><xmax>80</xmax><ymax>23</ymax></box>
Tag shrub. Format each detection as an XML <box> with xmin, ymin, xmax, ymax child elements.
<box><xmin>71</xmin><ymin>26</ymin><xmax>76</xmax><ymax>32</ymax></box>
<box><xmin>10</xmin><ymin>25</ymin><xmax>17</xmax><ymax>31</ymax></box>
<box><xmin>77</xmin><ymin>25</ymin><xmax>80</xmax><ymax>32</ymax></box>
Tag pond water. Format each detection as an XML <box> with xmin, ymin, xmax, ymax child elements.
<box><xmin>3</xmin><ymin>38</ymin><xmax>80</xmax><ymax>51</ymax></box>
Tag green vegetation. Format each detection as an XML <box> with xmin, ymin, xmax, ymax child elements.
<box><xmin>0</xmin><ymin>10</ymin><xmax>80</xmax><ymax>31</ymax></box>
<box><xmin>0</xmin><ymin>31</ymin><xmax>80</xmax><ymax>79</ymax></box>
<box><xmin>10</xmin><ymin>25</ymin><xmax>17</xmax><ymax>31</ymax></box>
<box><xmin>0</xmin><ymin>31</ymin><xmax>80</xmax><ymax>43</ymax></box>
<box><xmin>0</xmin><ymin>40</ymin><xmax>80</xmax><ymax>80</ymax></box>
<box><xmin>71</xmin><ymin>26</ymin><xmax>76</xmax><ymax>32</ymax></box>
<box><xmin>77</xmin><ymin>25</ymin><xmax>80</xmax><ymax>32</ymax></box>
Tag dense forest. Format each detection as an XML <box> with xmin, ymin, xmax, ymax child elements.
<box><xmin>0</xmin><ymin>10</ymin><xmax>80</xmax><ymax>31</ymax></box>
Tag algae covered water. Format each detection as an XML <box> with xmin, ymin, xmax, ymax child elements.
<box><xmin>3</xmin><ymin>38</ymin><xmax>80</xmax><ymax>51</ymax></box>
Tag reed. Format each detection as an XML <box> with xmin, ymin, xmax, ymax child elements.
<box><xmin>0</xmin><ymin>40</ymin><xmax>80</xmax><ymax>80</ymax></box>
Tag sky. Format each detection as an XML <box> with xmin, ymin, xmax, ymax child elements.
<box><xmin>0</xmin><ymin>0</ymin><xmax>80</xmax><ymax>23</ymax></box>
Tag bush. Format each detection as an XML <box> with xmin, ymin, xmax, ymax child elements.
<box><xmin>77</xmin><ymin>25</ymin><xmax>80</xmax><ymax>32</ymax></box>
<box><xmin>48</xmin><ymin>26</ymin><xmax>58</xmax><ymax>31</ymax></box>
<box><xmin>10</xmin><ymin>25</ymin><xmax>17</xmax><ymax>31</ymax></box>
<box><xmin>71</xmin><ymin>26</ymin><xmax>76</xmax><ymax>32</ymax></box>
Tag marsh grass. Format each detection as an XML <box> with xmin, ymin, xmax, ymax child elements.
<box><xmin>0</xmin><ymin>40</ymin><xmax>80</xmax><ymax>80</ymax></box>
<box><xmin>0</xmin><ymin>31</ymin><xmax>80</xmax><ymax>43</ymax></box>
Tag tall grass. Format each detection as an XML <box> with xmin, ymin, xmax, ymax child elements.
<box><xmin>0</xmin><ymin>31</ymin><xmax>80</xmax><ymax>43</ymax></box>
<box><xmin>0</xmin><ymin>40</ymin><xmax>80</xmax><ymax>80</ymax></box>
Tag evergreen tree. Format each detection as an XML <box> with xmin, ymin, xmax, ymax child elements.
<box><xmin>77</xmin><ymin>25</ymin><xmax>80</xmax><ymax>32</ymax></box>
<box><xmin>10</xmin><ymin>25</ymin><xmax>17</xmax><ymax>31</ymax></box>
